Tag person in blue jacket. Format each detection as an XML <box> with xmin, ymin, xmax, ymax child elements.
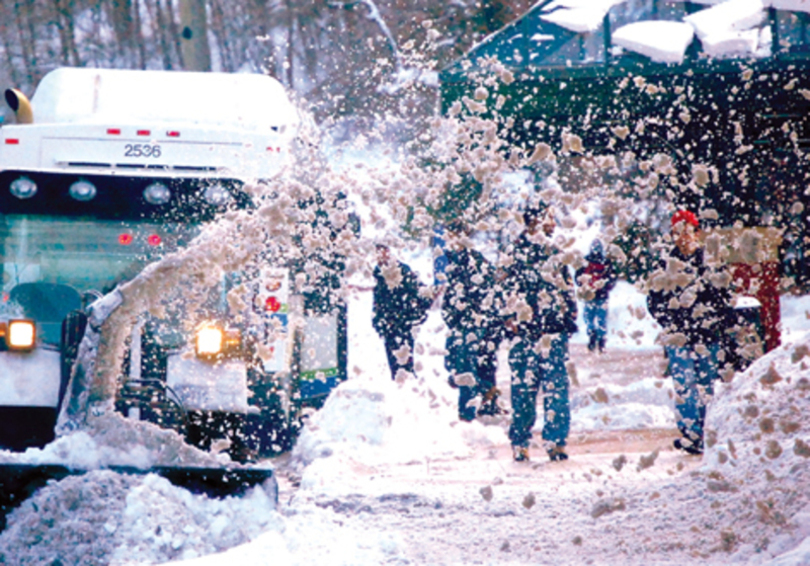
<box><xmin>576</xmin><ymin>239</ymin><xmax>618</xmax><ymax>353</ymax></box>
<box><xmin>502</xmin><ymin>204</ymin><xmax>578</xmax><ymax>462</ymax></box>
<box><xmin>647</xmin><ymin>209</ymin><xmax>735</xmax><ymax>455</ymax></box>
<box><xmin>373</xmin><ymin>244</ymin><xmax>432</xmax><ymax>381</ymax></box>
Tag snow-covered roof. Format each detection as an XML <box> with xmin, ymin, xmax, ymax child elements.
<box><xmin>540</xmin><ymin>0</ymin><xmax>627</xmax><ymax>33</ymax></box>
<box><xmin>30</xmin><ymin>67</ymin><xmax>297</xmax><ymax>132</ymax></box>
<box><xmin>615</xmin><ymin>0</ymin><xmax>771</xmax><ymax>62</ymax></box>
<box><xmin>683</xmin><ymin>0</ymin><xmax>766</xmax><ymax>40</ymax></box>
<box><xmin>612</xmin><ymin>21</ymin><xmax>695</xmax><ymax>64</ymax></box>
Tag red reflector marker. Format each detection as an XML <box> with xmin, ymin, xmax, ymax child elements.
<box><xmin>266</xmin><ymin>147</ymin><xmax>275</xmax><ymax>152</ymax></box>
<box><xmin>118</xmin><ymin>233</ymin><xmax>133</xmax><ymax>245</ymax></box>
<box><xmin>137</xmin><ymin>130</ymin><xmax>150</xmax><ymax>136</ymax></box>
<box><xmin>167</xmin><ymin>131</ymin><xmax>180</xmax><ymax>138</ymax></box>
<box><xmin>265</xmin><ymin>296</ymin><xmax>281</xmax><ymax>313</ymax></box>
<box><xmin>5</xmin><ymin>139</ymin><xmax>19</xmax><ymax>145</ymax></box>
<box><xmin>147</xmin><ymin>234</ymin><xmax>162</xmax><ymax>246</ymax></box>
<box><xmin>107</xmin><ymin>128</ymin><xmax>121</xmax><ymax>135</ymax></box>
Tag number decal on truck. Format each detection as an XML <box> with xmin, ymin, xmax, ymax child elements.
<box><xmin>124</xmin><ymin>144</ymin><xmax>162</xmax><ymax>158</ymax></box>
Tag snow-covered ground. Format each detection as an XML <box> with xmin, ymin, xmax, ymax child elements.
<box><xmin>1</xmin><ymin>281</ymin><xmax>809</xmax><ymax>565</ymax></box>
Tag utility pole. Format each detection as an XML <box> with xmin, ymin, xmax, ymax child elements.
<box><xmin>179</xmin><ymin>0</ymin><xmax>211</xmax><ymax>71</ymax></box>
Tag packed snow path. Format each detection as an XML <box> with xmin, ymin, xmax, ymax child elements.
<box><xmin>1</xmin><ymin>288</ymin><xmax>808</xmax><ymax>565</ymax></box>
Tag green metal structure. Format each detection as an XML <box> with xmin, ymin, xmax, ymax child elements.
<box><xmin>440</xmin><ymin>0</ymin><xmax>810</xmax><ymax>285</ymax></box>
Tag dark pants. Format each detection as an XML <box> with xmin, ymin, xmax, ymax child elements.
<box><xmin>508</xmin><ymin>333</ymin><xmax>570</xmax><ymax>449</ymax></box>
<box><xmin>383</xmin><ymin>331</ymin><xmax>415</xmax><ymax>380</ymax></box>
<box><xmin>445</xmin><ymin>329</ymin><xmax>488</xmax><ymax>421</ymax></box>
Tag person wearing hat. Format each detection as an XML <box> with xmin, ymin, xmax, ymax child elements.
<box><xmin>647</xmin><ymin>209</ymin><xmax>735</xmax><ymax>455</ymax></box>
<box><xmin>502</xmin><ymin>203</ymin><xmax>578</xmax><ymax>462</ymax></box>
<box><xmin>441</xmin><ymin>220</ymin><xmax>502</xmax><ymax>421</ymax></box>
<box><xmin>575</xmin><ymin>238</ymin><xmax>618</xmax><ymax>353</ymax></box>
<box><xmin>372</xmin><ymin>243</ymin><xmax>432</xmax><ymax>381</ymax></box>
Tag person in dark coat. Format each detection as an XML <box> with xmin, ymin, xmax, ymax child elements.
<box><xmin>502</xmin><ymin>204</ymin><xmax>578</xmax><ymax>462</ymax></box>
<box><xmin>647</xmin><ymin>209</ymin><xmax>735</xmax><ymax>455</ymax></box>
<box><xmin>373</xmin><ymin>244</ymin><xmax>432</xmax><ymax>381</ymax></box>
<box><xmin>576</xmin><ymin>239</ymin><xmax>618</xmax><ymax>353</ymax></box>
<box><xmin>441</xmin><ymin>221</ymin><xmax>501</xmax><ymax>421</ymax></box>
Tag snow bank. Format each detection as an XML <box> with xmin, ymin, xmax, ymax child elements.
<box><xmin>572</xmin><ymin>377</ymin><xmax>675</xmax><ymax>431</ymax></box>
<box><xmin>291</xmin><ymin>368</ymin><xmax>503</xmax><ymax>494</ymax></box>
<box><xmin>0</xmin><ymin>470</ymin><xmax>280</xmax><ymax>564</ymax></box>
<box><xmin>705</xmin><ymin>332</ymin><xmax>810</xmax><ymax>476</ymax></box>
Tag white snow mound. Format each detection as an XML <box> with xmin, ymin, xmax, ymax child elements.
<box><xmin>706</xmin><ymin>331</ymin><xmax>810</xmax><ymax>477</ymax></box>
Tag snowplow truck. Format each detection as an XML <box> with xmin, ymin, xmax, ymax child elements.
<box><xmin>0</xmin><ymin>67</ymin><xmax>347</xmax><ymax>465</ymax></box>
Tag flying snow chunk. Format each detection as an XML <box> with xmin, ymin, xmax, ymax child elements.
<box><xmin>612</xmin><ymin>21</ymin><xmax>695</xmax><ymax>64</ymax></box>
<box><xmin>540</xmin><ymin>0</ymin><xmax>627</xmax><ymax>34</ymax></box>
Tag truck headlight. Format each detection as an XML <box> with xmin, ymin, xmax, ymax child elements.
<box><xmin>195</xmin><ymin>323</ymin><xmax>242</xmax><ymax>359</ymax></box>
<box><xmin>196</xmin><ymin>325</ymin><xmax>224</xmax><ymax>357</ymax></box>
<box><xmin>4</xmin><ymin>319</ymin><xmax>36</xmax><ymax>351</ymax></box>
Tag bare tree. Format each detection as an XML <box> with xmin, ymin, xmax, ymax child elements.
<box><xmin>179</xmin><ymin>0</ymin><xmax>211</xmax><ymax>71</ymax></box>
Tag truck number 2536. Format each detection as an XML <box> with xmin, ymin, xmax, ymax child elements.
<box><xmin>124</xmin><ymin>144</ymin><xmax>162</xmax><ymax>158</ymax></box>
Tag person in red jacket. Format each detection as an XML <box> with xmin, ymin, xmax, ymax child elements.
<box><xmin>576</xmin><ymin>239</ymin><xmax>618</xmax><ymax>353</ymax></box>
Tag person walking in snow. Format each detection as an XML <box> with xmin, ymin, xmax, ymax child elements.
<box><xmin>441</xmin><ymin>220</ymin><xmax>502</xmax><ymax>421</ymax></box>
<box><xmin>576</xmin><ymin>239</ymin><xmax>618</xmax><ymax>353</ymax></box>
<box><xmin>647</xmin><ymin>209</ymin><xmax>735</xmax><ymax>455</ymax></box>
<box><xmin>373</xmin><ymin>243</ymin><xmax>432</xmax><ymax>381</ymax></box>
<box><xmin>503</xmin><ymin>204</ymin><xmax>578</xmax><ymax>462</ymax></box>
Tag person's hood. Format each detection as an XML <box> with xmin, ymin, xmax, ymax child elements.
<box><xmin>585</xmin><ymin>239</ymin><xmax>605</xmax><ymax>263</ymax></box>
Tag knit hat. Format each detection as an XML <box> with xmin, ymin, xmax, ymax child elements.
<box><xmin>671</xmin><ymin>209</ymin><xmax>699</xmax><ymax>228</ymax></box>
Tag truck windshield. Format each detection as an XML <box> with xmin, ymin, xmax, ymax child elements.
<box><xmin>0</xmin><ymin>213</ymin><xmax>198</xmax><ymax>346</ymax></box>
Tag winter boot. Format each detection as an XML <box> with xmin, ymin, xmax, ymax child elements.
<box><xmin>478</xmin><ymin>386</ymin><xmax>504</xmax><ymax>416</ymax></box>
<box><xmin>587</xmin><ymin>332</ymin><xmax>597</xmax><ymax>352</ymax></box>
<box><xmin>512</xmin><ymin>446</ymin><xmax>530</xmax><ymax>462</ymax></box>
<box><xmin>547</xmin><ymin>444</ymin><xmax>569</xmax><ymax>461</ymax></box>
<box><xmin>673</xmin><ymin>437</ymin><xmax>703</xmax><ymax>455</ymax></box>
<box><xmin>597</xmin><ymin>337</ymin><xmax>606</xmax><ymax>354</ymax></box>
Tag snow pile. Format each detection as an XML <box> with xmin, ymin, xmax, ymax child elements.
<box><xmin>706</xmin><ymin>332</ymin><xmax>810</xmax><ymax>476</ymax></box>
<box><xmin>572</xmin><ymin>377</ymin><xmax>675</xmax><ymax>431</ymax></box>
<box><xmin>0</xmin><ymin>413</ymin><xmax>230</xmax><ymax>469</ymax></box>
<box><xmin>292</xmin><ymin>365</ymin><xmax>503</xmax><ymax>494</ymax></box>
<box><xmin>0</xmin><ymin>471</ymin><xmax>280</xmax><ymax>564</ymax></box>
<box><xmin>612</xmin><ymin>21</ymin><xmax>695</xmax><ymax>64</ymax></box>
<box><xmin>160</xmin><ymin>508</ymin><xmax>403</xmax><ymax>566</ymax></box>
